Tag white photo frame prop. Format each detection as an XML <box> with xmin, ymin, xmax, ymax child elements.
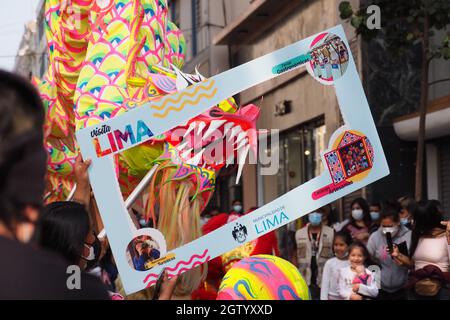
<box><xmin>76</xmin><ymin>25</ymin><xmax>389</xmax><ymax>295</ymax></box>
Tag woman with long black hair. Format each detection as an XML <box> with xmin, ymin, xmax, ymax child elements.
<box><xmin>342</xmin><ymin>198</ymin><xmax>371</xmax><ymax>244</ymax></box>
<box><xmin>388</xmin><ymin>200</ymin><xmax>450</xmax><ymax>300</ymax></box>
<box><xmin>39</xmin><ymin>201</ymin><xmax>101</xmax><ymax>269</ymax></box>
<box><xmin>38</xmin><ymin>154</ymin><xmax>103</xmax><ymax>270</ymax></box>
<box><xmin>0</xmin><ymin>70</ymin><xmax>108</xmax><ymax>299</ymax></box>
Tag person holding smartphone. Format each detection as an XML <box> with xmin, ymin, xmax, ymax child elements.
<box><xmin>367</xmin><ymin>203</ymin><xmax>411</xmax><ymax>300</ymax></box>
<box><xmin>405</xmin><ymin>201</ymin><xmax>450</xmax><ymax>300</ymax></box>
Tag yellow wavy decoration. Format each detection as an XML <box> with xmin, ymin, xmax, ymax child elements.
<box><xmin>153</xmin><ymin>88</ymin><xmax>218</xmax><ymax>119</ymax></box>
<box><xmin>150</xmin><ymin>79</ymin><xmax>216</xmax><ymax>111</ymax></box>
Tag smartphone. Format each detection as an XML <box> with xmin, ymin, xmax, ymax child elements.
<box><xmin>152</xmin><ymin>268</ymin><xmax>166</xmax><ymax>300</ymax></box>
<box><xmin>397</xmin><ymin>241</ymin><xmax>409</xmax><ymax>256</ymax></box>
<box><xmin>386</xmin><ymin>232</ymin><xmax>393</xmax><ymax>255</ymax></box>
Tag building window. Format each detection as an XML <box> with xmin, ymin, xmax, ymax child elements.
<box><xmin>37</xmin><ymin>2</ymin><xmax>45</xmax><ymax>44</ymax></box>
<box><xmin>194</xmin><ymin>0</ymin><xmax>201</xmax><ymax>30</ymax></box>
<box><xmin>191</xmin><ymin>0</ymin><xmax>201</xmax><ymax>56</ymax></box>
<box><xmin>275</xmin><ymin>118</ymin><xmax>326</xmax><ymax>261</ymax></box>
<box><xmin>38</xmin><ymin>18</ymin><xmax>44</xmax><ymax>44</ymax></box>
<box><xmin>277</xmin><ymin>118</ymin><xmax>326</xmax><ymax>195</ymax></box>
<box><xmin>39</xmin><ymin>55</ymin><xmax>47</xmax><ymax>78</ymax></box>
<box><xmin>168</xmin><ymin>0</ymin><xmax>180</xmax><ymax>26</ymax></box>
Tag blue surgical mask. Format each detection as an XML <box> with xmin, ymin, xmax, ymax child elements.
<box><xmin>400</xmin><ymin>218</ymin><xmax>409</xmax><ymax>226</ymax></box>
<box><xmin>308</xmin><ymin>212</ymin><xmax>322</xmax><ymax>226</ymax></box>
<box><xmin>370</xmin><ymin>211</ymin><xmax>380</xmax><ymax>221</ymax></box>
<box><xmin>82</xmin><ymin>244</ymin><xmax>95</xmax><ymax>261</ymax></box>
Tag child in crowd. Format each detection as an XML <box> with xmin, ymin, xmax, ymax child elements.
<box><xmin>320</xmin><ymin>232</ymin><xmax>352</xmax><ymax>300</ymax></box>
<box><xmin>338</xmin><ymin>242</ymin><xmax>379</xmax><ymax>300</ymax></box>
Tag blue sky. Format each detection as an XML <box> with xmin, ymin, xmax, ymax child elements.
<box><xmin>0</xmin><ymin>0</ymin><xmax>40</xmax><ymax>70</ymax></box>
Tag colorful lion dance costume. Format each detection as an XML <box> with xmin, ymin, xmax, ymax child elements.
<box><xmin>217</xmin><ymin>255</ymin><xmax>310</xmax><ymax>300</ymax></box>
<box><xmin>34</xmin><ymin>0</ymin><xmax>260</xmax><ymax>296</ymax></box>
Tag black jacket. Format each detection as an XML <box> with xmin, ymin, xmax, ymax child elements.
<box><xmin>0</xmin><ymin>236</ymin><xmax>110</xmax><ymax>300</ymax></box>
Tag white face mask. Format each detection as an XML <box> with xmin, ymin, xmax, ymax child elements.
<box><xmin>83</xmin><ymin>244</ymin><xmax>95</xmax><ymax>261</ymax></box>
<box><xmin>16</xmin><ymin>222</ymin><xmax>36</xmax><ymax>243</ymax></box>
<box><xmin>233</xmin><ymin>205</ymin><xmax>243</xmax><ymax>213</ymax></box>
<box><xmin>382</xmin><ymin>226</ymin><xmax>399</xmax><ymax>236</ymax></box>
<box><xmin>336</xmin><ymin>251</ymin><xmax>349</xmax><ymax>259</ymax></box>
<box><xmin>200</xmin><ymin>216</ymin><xmax>210</xmax><ymax>225</ymax></box>
<box><xmin>352</xmin><ymin>209</ymin><xmax>364</xmax><ymax>221</ymax></box>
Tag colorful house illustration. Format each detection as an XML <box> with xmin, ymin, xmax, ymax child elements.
<box><xmin>324</xmin><ymin>131</ymin><xmax>374</xmax><ymax>184</ymax></box>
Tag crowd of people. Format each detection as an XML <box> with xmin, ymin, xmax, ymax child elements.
<box><xmin>290</xmin><ymin>197</ymin><xmax>450</xmax><ymax>300</ymax></box>
<box><xmin>0</xmin><ymin>69</ymin><xmax>449</xmax><ymax>300</ymax></box>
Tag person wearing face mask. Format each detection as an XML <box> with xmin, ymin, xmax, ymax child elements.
<box><xmin>40</xmin><ymin>201</ymin><xmax>103</xmax><ymax>271</ymax></box>
<box><xmin>320</xmin><ymin>231</ymin><xmax>352</xmax><ymax>300</ymax></box>
<box><xmin>369</xmin><ymin>202</ymin><xmax>382</xmax><ymax>234</ymax></box>
<box><xmin>0</xmin><ymin>70</ymin><xmax>109</xmax><ymax>299</ymax></box>
<box><xmin>230</xmin><ymin>200</ymin><xmax>243</xmax><ymax>216</ymax></box>
<box><xmin>397</xmin><ymin>200</ymin><xmax>450</xmax><ymax>300</ymax></box>
<box><xmin>294</xmin><ymin>211</ymin><xmax>334</xmax><ymax>299</ymax></box>
<box><xmin>367</xmin><ymin>204</ymin><xmax>411</xmax><ymax>300</ymax></box>
<box><xmin>41</xmin><ymin>161</ymin><xmax>178</xmax><ymax>300</ymax></box>
<box><xmin>138</xmin><ymin>214</ymin><xmax>148</xmax><ymax>228</ymax></box>
<box><xmin>343</xmin><ymin>198</ymin><xmax>371</xmax><ymax>244</ymax></box>
<box><xmin>39</xmin><ymin>153</ymin><xmax>108</xmax><ymax>273</ymax></box>
<box><xmin>398</xmin><ymin>196</ymin><xmax>416</xmax><ymax>230</ymax></box>
<box><xmin>200</xmin><ymin>206</ymin><xmax>220</xmax><ymax>227</ymax></box>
